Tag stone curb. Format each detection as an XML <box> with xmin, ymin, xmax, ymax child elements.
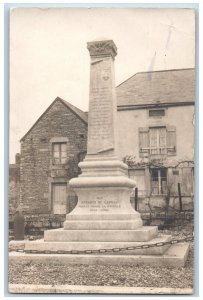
<box><xmin>8</xmin><ymin>284</ymin><xmax>194</xmax><ymax>295</ymax></box>
<box><xmin>9</xmin><ymin>242</ymin><xmax>190</xmax><ymax>267</ymax></box>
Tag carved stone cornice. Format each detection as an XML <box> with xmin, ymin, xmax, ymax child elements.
<box><xmin>87</xmin><ymin>40</ymin><xmax>117</xmax><ymax>59</ymax></box>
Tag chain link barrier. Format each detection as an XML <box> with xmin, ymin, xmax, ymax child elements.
<box><xmin>11</xmin><ymin>234</ymin><xmax>194</xmax><ymax>255</ymax></box>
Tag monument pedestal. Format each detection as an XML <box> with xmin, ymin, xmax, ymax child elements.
<box><xmin>40</xmin><ymin>156</ymin><xmax>159</xmax><ymax>246</ymax></box>
<box><xmin>63</xmin><ymin>157</ymin><xmax>143</xmax><ymax>232</ymax></box>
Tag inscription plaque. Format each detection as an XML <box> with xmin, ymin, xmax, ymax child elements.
<box><xmin>78</xmin><ymin>194</ymin><xmax>121</xmax><ymax>212</ymax></box>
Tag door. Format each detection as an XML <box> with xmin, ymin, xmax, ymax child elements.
<box><xmin>129</xmin><ymin>169</ymin><xmax>145</xmax><ymax>197</ymax></box>
<box><xmin>52</xmin><ymin>183</ymin><xmax>67</xmax><ymax>214</ymax></box>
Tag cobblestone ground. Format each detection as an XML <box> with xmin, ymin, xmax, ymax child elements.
<box><xmin>8</xmin><ymin>230</ymin><xmax>194</xmax><ymax>288</ymax></box>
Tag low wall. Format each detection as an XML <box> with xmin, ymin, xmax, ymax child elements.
<box><xmin>9</xmin><ymin>214</ymin><xmax>66</xmax><ymax>237</ymax></box>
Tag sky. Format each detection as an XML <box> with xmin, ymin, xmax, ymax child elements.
<box><xmin>9</xmin><ymin>7</ymin><xmax>195</xmax><ymax>163</ymax></box>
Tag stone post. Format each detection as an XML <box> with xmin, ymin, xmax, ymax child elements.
<box><xmin>14</xmin><ymin>206</ymin><xmax>25</xmax><ymax>240</ymax></box>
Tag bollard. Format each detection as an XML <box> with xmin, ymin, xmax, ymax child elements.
<box><xmin>14</xmin><ymin>207</ymin><xmax>25</xmax><ymax>240</ymax></box>
<box><xmin>134</xmin><ymin>187</ymin><xmax>138</xmax><ymax>211</ymax></box>
<box><xmin>178</xmin><ymin>183</ymin><xmax>183</xmax><ymax>212</ymax></box>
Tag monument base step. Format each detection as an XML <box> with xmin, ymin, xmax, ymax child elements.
<box><xmin>24</xmin><ymin>235</ymin><xmax>171</xmax><ymax>255</ymax></box>
<box><xmin>66</xmin><ymin>213</ymin><xmax>142</xmax><ymax>221</ymax></box>
<box><xmin>9</xmin><ymin>243</ymin><xmax>190</xmax><ymax>267</ymax></box>
<box><xmin>63</xmin><ymin>219</ymin><xmax>143</xmax><ymax>230</ymax></box>
<box><xmin>44</xmin><ymin>226</ymin><xmax>158</xmax><ymax>242</ymax></box>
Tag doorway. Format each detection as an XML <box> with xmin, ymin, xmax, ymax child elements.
<box><xmin>52</xmin><ymin>183</ymin><xmax>67</xmax><ymax>214</ymax></box>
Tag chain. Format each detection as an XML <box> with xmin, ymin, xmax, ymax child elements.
<box><xmin>11</xmin><ymin>234</ymin><xmax>194</xmax><ymax>255</ymax></box>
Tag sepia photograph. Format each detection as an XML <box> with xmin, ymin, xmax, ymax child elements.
<box><xmin>8</xmin><ymin>6</ymin><xmax>196</xmax><ymax>295</ymax></box>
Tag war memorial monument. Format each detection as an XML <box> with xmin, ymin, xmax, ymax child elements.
<box><xmin>9</xmin><ymin>39</ymin><xmax>190</xmax><ymax>266</ymax></box>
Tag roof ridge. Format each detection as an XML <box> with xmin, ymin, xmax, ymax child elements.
<box><xmin>136</xmin><ymin>68</ymin><xmax>195</xmax><ymax>75</ymax></box>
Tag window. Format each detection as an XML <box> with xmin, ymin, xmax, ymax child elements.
<box><xmin>52</xmin><ymin>142</ymin><xmax>67</xmax><ymax>164</ymax></box>
<box><xmin>149</xmin><ymin>109</ymin><xmax>165</xmax><ymax>117</ymax></box>
<box><xmin>149</xmin><ymin>127</ymin><xmax>167</xmax><ymax>155</ymax></box>
<box><xmin>139</xmin><ymin>126</ymin><xmax>176</xmax><ymax>157</ymax></box>
<box><xmin>151</xmin><ymin>168</ymin><xmax>167</xmax><ymax>195</ymax></box>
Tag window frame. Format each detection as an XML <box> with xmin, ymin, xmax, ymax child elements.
<box><xmin>149</xmin><ymin>109</ymin><xmax>165</xmax><ymax>117</ymax></box>
<box><xmin>149</xmin><ymin>126</ymin><xmax>167</xmax><ymax>156</ymax></box>
<box><xmin>150</xmin><ymin>167</ymin><xmax>167</xmax><ymax>196</ymax></box>
<box><xmin>49</xmin><ymin>137</ymin><xmax>69</xmax><ymax>166</ymax></box>
<box><xmin>52</xmin><ymin>142</ymin><xmax>67</xmax><ymax>165</ymax></box>
<box><xmin>139</xmin><ymin>126</ymin><xmax>176</xmax><ymax>158</ymax></box>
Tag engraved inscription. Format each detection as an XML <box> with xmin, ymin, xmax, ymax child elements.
<box><xmin>78</xmin><ymin>196</ymin><xmax>121</xmax><ymax>212</ymax></box>
<box><xmin>87</xmin><ymin>59</ymin><xmax>115</xmax><ymax>154</ymax></box>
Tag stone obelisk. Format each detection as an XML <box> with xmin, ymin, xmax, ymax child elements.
<box><xmin>63</xmin><ymin>39</ymin><xmax>144</xmax><ymax>232</ymax></box>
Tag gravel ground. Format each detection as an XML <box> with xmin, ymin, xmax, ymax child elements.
<box><xmin>8</xmin><ymin>230</ymin><xmax>194</xmax><ymax>288</ymax></box>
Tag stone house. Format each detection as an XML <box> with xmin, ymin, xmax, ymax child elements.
<box><xmin>116</xmin><ymin>68</ymin><xmax>195</xmax><ymax>212</ymax></box>
<box><xmin>10</xmin><ymin>68</ymin><xmax>195</xmax><ymax>232</ymax></box>
<box><xmin>17</xmin><ymin>97</ymin><xmax>88</xmax><ymax>232</ymax></box>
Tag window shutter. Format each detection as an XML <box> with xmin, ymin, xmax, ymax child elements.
<box><xmin>181</xmin><ymin>167</ymin><xmax>193</xmax><ymax>195</ymax></box>
<box><xmin>139</xmin><ymin>127</ymin><xmax>149</xmax><ymax>157</ymax></box>
<box><xmin>166</xmin><ymin>126</ymin><xmax>176</xmax><ymax>156</ymax></box>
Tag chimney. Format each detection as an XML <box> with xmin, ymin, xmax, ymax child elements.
<box><xmin>15</xmin><ymin>153</ymin><xmax>21</xmax><ymax>165</ymax></box>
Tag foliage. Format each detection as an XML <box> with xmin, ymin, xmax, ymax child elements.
<box><xmin>123</xmin><ymin>155</ymin><xmax>194</xmax><ymax>169</ymax></box>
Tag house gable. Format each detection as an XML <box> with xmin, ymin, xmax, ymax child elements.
<box><xmin>20</xmin><ymin>97</ymin><xmax>88</xmax><ymax>142</ymax></box>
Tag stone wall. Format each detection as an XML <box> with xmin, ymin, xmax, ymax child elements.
<box><xmin>20</xmin><ymin>98</ymin><xmax>87</xmax><ymax>214</ymax></box>
<box><xmin>9</xmin><ymin>210</ymin><xmax>194</xmax><ymax>238</ymax></box>
<box><xmin>9</xmin><ymin>214</ymin><xmax>66</xmax><ymax>237</ymax></box>
<box><xmin>141</xmin><ymin>211</ymin><xmax>194</xmax><ymax>230</ymax></box>
<box><xmin>24</xmin><ymin>214</ymin><xmax>66</xmax><ymax>235</ymax></box>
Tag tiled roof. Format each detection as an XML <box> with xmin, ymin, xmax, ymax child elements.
<box><xmin>116</xmin><ymin>68</ymin><xmax>195</xmax><ymax>107</ymax></box>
